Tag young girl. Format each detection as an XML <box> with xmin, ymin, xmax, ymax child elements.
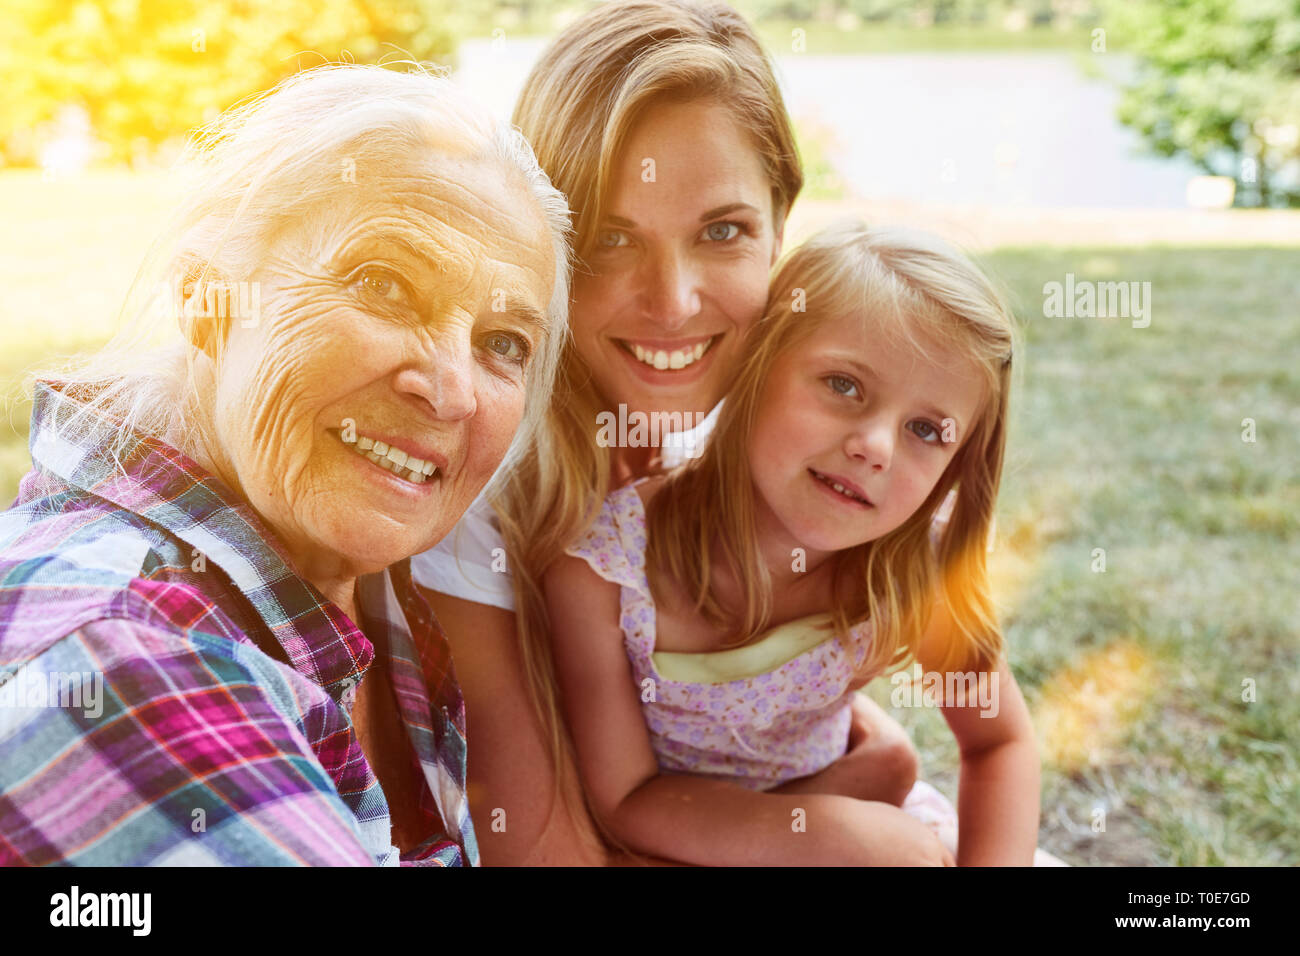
<box><xmin>544</xmin><ymin>220</ymin><xmax>1039</xmax><ymax>866</ymax></box>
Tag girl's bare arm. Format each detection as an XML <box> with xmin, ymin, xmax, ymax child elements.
<box><xmin>916</xmin><ymin>601</ymin><xmax>1041</xmax><ymax>866</ymax></box>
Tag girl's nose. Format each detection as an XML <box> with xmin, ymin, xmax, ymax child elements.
<box><xmin>844</xmin><ymin>418</ymin><xmax>894</xmax><ymax>473</ymax></box>
<box><xmin>640</xmin><ymin>249</ymin><xmax>701</xmax><ymax>332</ymax></box>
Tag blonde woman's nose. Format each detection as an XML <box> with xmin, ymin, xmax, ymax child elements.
<box><xmin>640</xmin><ymin>248</ymin><xmax>701</xmax><ymax>331</ymax></box>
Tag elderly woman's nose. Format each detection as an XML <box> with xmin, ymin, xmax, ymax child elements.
<box><xmin>396</xmin><ymin>341</ymin><xmax>478</xmax><ymax>422</ymax></box>
<box><xmin>640</xmin><ymin>248</ymin><xmax>701</xmax><ymax>331</ymax></box>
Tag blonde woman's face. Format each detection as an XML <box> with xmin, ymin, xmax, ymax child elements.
<box><xmin>748</xmin><ymin>312</ymin><xmax>986</xmax><ymax>565</ymax></box>
<box><xmin>205</xmin><ymin>153</ymin><xmax>554</xmax><ymax>583</ymax></box>
<box><xmin>571</xmin><ymin>98</ymin><xmax>783</xmax><ymax>424</ymax></box>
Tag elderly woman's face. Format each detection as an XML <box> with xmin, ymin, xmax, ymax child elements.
<box><xmin>208</xmin><ymin>152</ymin><xmax>554</xmax><ymax>579</ymax></box>
<box><xmin>571</xmin><ymin>97</ymin><xmax>782</xmax><ymax>423</ymax></box>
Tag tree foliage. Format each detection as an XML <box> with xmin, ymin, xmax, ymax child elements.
<box><xmin>1103</xmin><ymin>0</ymin><xmax>1300</xmax><ymax>206</ymax></box>
<box><xmin>1</xmin><ymin>0</ymin><xmax>460</xmax><ymax>165</ymax></box>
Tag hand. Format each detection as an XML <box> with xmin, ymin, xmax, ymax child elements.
<box><xmin>771</xmin><ymin>694</ymin><xmax>918</xmax><ymax>805</ymax></box>
<box><xmin>875</xmin><ymin>807</ymin><xmax>956</xmax><ymax>867</ymax></box>
<box><xmin>824</xmin><ymin>799</ymin><xmax>956</xmax><ymax>866</ymax></box>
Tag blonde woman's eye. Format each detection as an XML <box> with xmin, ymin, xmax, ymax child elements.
<box><xmin>825</xmin><ymin>375</ymin><xmax>859</xmax><ymax>398</ymax></box>
<box><xmin>484</xmin><ymin>331</ymin><xmax>530</xmax><ymax>365</ymax></box>
<box><xmin>703</xmin><ymin>221</ymin><xmax>741</xmax><ymax>242</ymax></box>
<box><xmin>910</xmin><ymin>420</ymin><xmax>941</xmax><ymax>443</ymax></box>
<box><xmin>596</xmin><ymin>230</ymin><xmax>629</xmax><ymax>249</ymax></box>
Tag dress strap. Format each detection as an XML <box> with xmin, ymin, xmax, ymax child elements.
<box><xmin>562</xmin><ymin>484</ymin><xmax>652</xmax><ymax>601</ymax></box>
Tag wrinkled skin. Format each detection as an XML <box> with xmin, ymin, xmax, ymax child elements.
<box><xmin>192</xmin><ymin>150</ymin><xmax>555</xmax><ymax>619</ymax></box>
<box><xmin>571</xmin><ymin>97</ymin><xmax>782</xmax><ymax>457</ymax></box>
<box><xmin>748</xmin><ymin>312</ymin><xmax>987</xmax><ymax>577</ymax></box>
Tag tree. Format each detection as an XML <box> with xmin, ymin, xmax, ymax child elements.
<box><xmin>0</xmin><ymin>0</ymin><xmax>460</xmax><ymax>166</ymax></box>
<box><xmin>1102</xmin><ymin>0</ymin><xmax>1300</xmax><ymax>207</ymax></box>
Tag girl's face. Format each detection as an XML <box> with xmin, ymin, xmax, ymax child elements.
<box><xmin>748</xmin><ymin>310</ymin><xmax>987</xmax><ymax>565</ymax></box>
<box><xmin>570</xmin><ymin>97</ymin><xmax>783</xmax><ymax>423</ymax></box>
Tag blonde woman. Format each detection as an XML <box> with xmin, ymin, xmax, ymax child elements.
<box><xmin>413</xmin><ymin>0</ymin><xmax>938</xmax><ymax>864</ymax></box>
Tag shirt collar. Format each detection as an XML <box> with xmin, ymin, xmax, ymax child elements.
<box><xmin>28</xmin><ymin>379</ymin><xmax>375</xmax><ymax>697</ymax></box>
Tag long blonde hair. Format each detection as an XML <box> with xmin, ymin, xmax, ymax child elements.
<box><xmin>646</xmin><ymin>221</ymin><xmax>1018</xmax><ymax>678</ymax></box>
<box><xmin>493</xmin><ymin>0</ymin><xmax>804</xmax><ymax>804</ymax></box>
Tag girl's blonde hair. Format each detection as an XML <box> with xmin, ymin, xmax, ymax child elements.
<box><xmin>490</xmin><ymin>0</ymin><xmax>803</xmax><ymax>812</ymax></box>
<box><xmin>25</xmin><ymin>63</ymin><xmax>572</xmax><ymax>498</ymax></box>
<box><xmin>646</xmin><ymin>220</ymin><xmax>1018</xmax><ymax>678</ymax></box>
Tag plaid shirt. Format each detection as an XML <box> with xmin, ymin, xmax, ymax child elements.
<box><xmin>0</xmin><ymin>380</ymin><xmax>478</xmax><ymax>866</ymax></box>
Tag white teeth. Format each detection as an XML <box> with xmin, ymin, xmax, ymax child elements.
<box><xmin>815</xmin><ymin>471</ymin><xmax>867</xmax><ymax>504</ymax></box>
<box><xmin>626</xmin><ymin>336</ymin><xmax>714</xmax><ymax>371</ymax></box>
<box><xmin>341</xmin><ymin>430</ymin><xmax>440</xmax><ymax>486</ymax></box>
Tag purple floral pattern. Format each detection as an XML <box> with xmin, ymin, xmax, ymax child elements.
<box><xmin>567</xmin><ymin>483</ymin><xmax>876</xmax><ymax>791</ymax></box>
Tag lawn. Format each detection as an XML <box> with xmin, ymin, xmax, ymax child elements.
<box><xmin>2</xmin><ymin>170</ymin><xmax>1296</xmax><ymax>865</ymax></box>
<box><xmin>862</xmin><ymin>245</ymin><xmax>1300</xmax><ymax>866</ymax></box>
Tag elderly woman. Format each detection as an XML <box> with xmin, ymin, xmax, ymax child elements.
<box><xmin>0</xmin><ymin>64</ymin><xmax>570</xmax><ymax>866</ymax></box>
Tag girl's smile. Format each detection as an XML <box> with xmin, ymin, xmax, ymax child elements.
<box><xmin>808</xmin><ymin>467</ymin><xmax>874</xmax><ymax>508</ymax></box>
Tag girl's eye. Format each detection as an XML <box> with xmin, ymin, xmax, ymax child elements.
<box><xmin>357</xmin><ymin>267</ymin><xmax>411</xmax><ymax>307</ymax></box>
<box><xmin>596</xmin><ymin>230</ymin><xmax>630</xmax><ymax>249</ymax></box>
<box><xmin>909</xmin><ymin>420</ymin><xmax>942</xmax><ymax>443</ymax></box>
<box><xmin>825</xmin><ymin>374</ymin><xmax>860</xmax><ymax>398</ymax></box>
<box><xmin>483</xmin><ymin>331</ymin><xmax>531</xmax><ymax>365</ymax></box>
<box><xmin>702</xmin><ymin>221</ymin><xmax>742</xmax><ymax>242</ymax></box>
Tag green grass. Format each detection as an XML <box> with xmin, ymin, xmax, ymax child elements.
<box><xmin>0</xmin><ymin>171</ymin><xmax>176</xmax><ymax>505</ymax></box>
<box><xmin>3</xmin><ymin>169</ymin><xmax>1296</xmax><ymax>865</ymax></box>
<box><xmin>863</xmin><ymin>245</ymin><xmax>1300</xmax><ymax>866</ymax></box>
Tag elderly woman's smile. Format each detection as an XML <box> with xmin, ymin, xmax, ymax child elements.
<box><xmin>195</xmin><ymin>154</ymin><xmax>556</xmax><ymax>611</ymax></box>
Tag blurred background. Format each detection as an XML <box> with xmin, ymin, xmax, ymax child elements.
<box><xmin>1</xmin><ymin>0</ymin><xmax>1297</xmax><ymax>865</ymax></box>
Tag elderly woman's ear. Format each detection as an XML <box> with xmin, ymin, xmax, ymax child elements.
<box><xmin>176</xmin><ymin>261</ymin><xmax>233</xmax><ymax>360</ymax></box>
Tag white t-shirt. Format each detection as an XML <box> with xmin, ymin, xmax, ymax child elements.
<box><xmin>410</xmin><ymin>402</ymin><xmax>723</xmax><ymax>610</ymax></box>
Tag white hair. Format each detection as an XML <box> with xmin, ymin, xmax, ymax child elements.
<box><xmin>29</xmin><ymin>62</ymin><xmax>572</xmax><ymax>500</ymax></box>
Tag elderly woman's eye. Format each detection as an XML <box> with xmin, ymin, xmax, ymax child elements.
<box><xmin>484</xmin><ymin>331</ymin><xmax>530</xmax><ymax>364</ymax></box>
<box><xmin>356</xmin><ymin>267</ymin><xmax>409</xmax><ymax>306</ymax></box>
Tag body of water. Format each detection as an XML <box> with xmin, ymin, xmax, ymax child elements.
<box><xmin>454</xmin><ymin>39</ymin><xmax>1202</xmax><ymax>209</ymax></box>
